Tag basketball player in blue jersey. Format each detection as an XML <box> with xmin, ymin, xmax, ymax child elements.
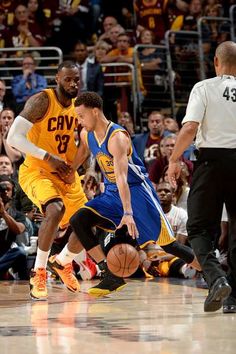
<box><xmin>63</xmin><ymin>92</ymin><xmax>200</xmax><ymax>297</ymax></box>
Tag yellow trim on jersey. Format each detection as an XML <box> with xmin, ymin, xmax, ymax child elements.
<box><xmin>84</xmin><ymin>131</ymin><xmax>89</xmax><ymax>147</ymax></box>
<box><xmin>157</xmin><ymin>216</ymin><xmax>176</xmax><ymax>246</ymax></box>
<box><xmin>138</xmin><ymin>216</ymin><xmax>175</xmax><ymax>249</ymax></box>
<box><xmin>82</xmin><ymin>206</ymin><xmax>117</xmax><ymax>232</ymax></box>
<box><xmin>40</xmin><ymin>194</ymin><xmax>62</xmax><ymax>209</ymax></box>
<box><xmin>94</xmin><ymin>121</ymin><xmax>113</xmax><ymax>147</ymax></box>
<box><xmin>51</xmin><ymin>89</ymin><xmax>73</xmax><ymax>110</ymax></box>
<box><xmin>109</xmin><ymin>129</ymin><xmax>132</xmax><ymax>157</ymax></box>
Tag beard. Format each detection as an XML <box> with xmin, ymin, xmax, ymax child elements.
<box><xmin>59</xmin><ymin>84</ymin><xmax>78</xmax><ymax>99</ymax></box>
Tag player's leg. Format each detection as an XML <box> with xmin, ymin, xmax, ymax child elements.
<box><xmin>70</xmin><ymin>207</ymin><xmax>126</xmax><ymax>296</ymax></box>
<box><xmin>47</xmin><ymin>174</ymin><xmax>88</xmax><ymax>292</ymax></box>
<box><xmin>19</xmin><ymin>166</ymin><xmax>66</xmax><ymax>300</ymax></box>
<box><xmin>30</xmin><ymin>199</ymin><xmax>65</xmax><ymax>300</ymax></box>
<box><xmin>161</xmin><ymin>241</ymin><xmax>201</xmax><ymax>270</ymax></box>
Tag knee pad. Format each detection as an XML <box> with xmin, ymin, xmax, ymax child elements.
<box><xmin>70</xmin><ymin>208</ymin><xmax>100</xmax><ymax>251</ymax></box>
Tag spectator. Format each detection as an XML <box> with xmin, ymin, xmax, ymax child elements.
<box><xmin>163</xmin><ymin>116</ymin><xmax>179</xmax><ymax>134</ymax></box>
<box><xmin>27</xmin><ymin>0</ymin><xmax>47</xmax><ymax>24</ymax></box>
<box><xmin>134</xmin><ymin>0</ymin><xmax>168</xmax><ymax>44</ymax></box>
<box><xmin>0</xmin><ymin>10</ymin><xmax>9</xmax><ymax>77</ymax></box>
<box><xmin>132</xmin><ymin>111</ymin><xmax>166</xmax><ymax>169</ymax></box>
<box><xmin>90</xmin><ymin>0</ymin><xmax>102</xmax><ymax>35</ymax></box>
<box><xmin>11</xmin><ymin>54</ymin><xmax>47</xmax><ymax>114</ymax></box>
<box><xmin>94</xmin><ymin>40</ymin><xmax>111</xmax><ymax>62</ymax></box>
<box><xmin>72</xmin><ymin>41</ymin><xmax>104</xmax><ymax>97</ymax></box>
<box><xmin>107</xmin><ymin>24</ymin><xmax>125</xmax><ymax>49</ymax></box>
<box><xmin>101</xmin><ymin>0</ymin><xmax>134</xmax><ymax>26</ymax></box>
<box><xmin>0</xmin><ymin>80</ymin><xmax>7</xmax><ymax>112</ymax></box>
<box><xmin>6</xmin><ymin>4</ymin><xmax>46</xmax><ymax>49</ymax></box>
<box><xmin>101</xmin><ymin>32</ymin><xmax>145</xmax><ymax>114</ymax></box>
<box><xmin>138</xmin><ymin>29</ymin><xmax>165</xmax><ymax>71</ymax></box>
<box><xmin>98</xmin><ymin>16</ymin><xmax>118</xmax><ymax>44</ymax></box>
<box><xmin>156</xmin><ymin>181</ymin><xmax>188</xmax><ymax>244</ymax></box>
<box><xmin>0</xmin><ymin>175</ymin><xmax>28</xmax><ymax>280</ymax></box>
<box><xmin>0</xmin><ymin>154</ymin><xmax>14</xmax><ymax>176</ymax></box>
<box><xmin>54</xmin><ymin>0</ymin><xmax>91</xmax><ymax>54</ymax></box>
<box><xmin>117</xmin><ymin>111</ymin><xmax>135</xmax><ymax>137</ymax></box>
<box><xmin>0</xmin><ymin>108</ymin><xmax>23</xmax><ymax>163</ymax></box>
<box><xmin>149</xmin><ymin>134</ymin><xmax>193</xmax><ymax>188</ymax></box>
<box><xmin>0</xmin><ymin>0</ymin><xmax>18</xmax><ymax>26</ymax></box>
<box><xmin>138</xmin><ymin>29</ymin><xmax>168</xmax><ymax>110</ymax></box>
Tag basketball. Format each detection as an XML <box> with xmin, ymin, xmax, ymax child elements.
<box><xmin>107</xmin><ymin>243</ymin><xmax>140</xmax><ymax>278</ymax></box>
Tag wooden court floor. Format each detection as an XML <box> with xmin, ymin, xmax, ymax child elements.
<box><xmin>0</xmin><ymin>278</ymin><xmax>235</xmax><ymax>354</ymax></box>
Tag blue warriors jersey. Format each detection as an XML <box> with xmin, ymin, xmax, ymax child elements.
<box><xmin>86</xmin><ymin>122</ymin><xmax>148</xmax><ymax>190</ymax></box>
<box><xmin>84</xmin><ymin>122</ymin><xmax>175</xmax><ymax>248</ymax></box>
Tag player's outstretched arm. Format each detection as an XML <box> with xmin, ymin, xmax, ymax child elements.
<box><xmin>7</xmin><ymin>92</ymin><xmax>70</xmax><ymax>174</ymax></box>
<box><xmin>109</xmin><ymin>131</ymin><xmax>139</xmax><ymax>239</ymax></box>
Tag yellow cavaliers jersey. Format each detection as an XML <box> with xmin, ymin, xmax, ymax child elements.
<box><xmin>24</xmin><ymin>88</ymin><xmax>78</xmax><ymax>171</ymax></box>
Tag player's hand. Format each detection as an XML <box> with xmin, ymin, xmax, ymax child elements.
<box><xmin>57</xmin><ymin>168</ymin><xmax>76</xmax><ymax>184</ymax></box>
<box><xmin>167</xmin><ymin>161</ymin><xmax>181</xmax><ymax>189</ymax></box>
<box><xmin>117</xmin><ymin>215</ymin><xmax>139</xmax><ymax>239</ymax></box>
<box><xmin>44</xmin><ymin>153</ymin><xmax>72</xmax><ymax>175</ymax></box>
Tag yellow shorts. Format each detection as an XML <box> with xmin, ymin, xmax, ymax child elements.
<box><xmin>19</xmin><ymin>163</ymin><xmax>87</xmax><ymax>229</ymax></box>
<box><xmin>156</xmin><ymin>258</ymin><xmax>179</xmax><ymax>277</ymax></box>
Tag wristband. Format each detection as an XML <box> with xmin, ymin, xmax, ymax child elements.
<box><xmin>124</xmin><ymin>211</ymin><xmax>133</xmax><ymax>216</ymax></box>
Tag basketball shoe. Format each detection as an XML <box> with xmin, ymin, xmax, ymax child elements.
<box><xmin>47</xmin><ymin>255</ymin><xmax>80</xmax><ymax>292</ymax></box>
<box><xmin>76</xmin><ymin>255</ymin><xmax>98</xmax><ymax>280</ymax></box>
<box><xmin>30</xmin><ymin>268</ymin><xmax>48</xmax><ymax>300</ymax></box>
<box><xmin>88</xmin><ymin>266</ymin><xmax>126</xmax><ymax>297</ymax></box>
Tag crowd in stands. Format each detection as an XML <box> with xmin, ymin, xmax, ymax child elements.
<box><xmin>0</xmin><ymin>0</ymin><xmax>233</xmax><ymax>283</ymax></box>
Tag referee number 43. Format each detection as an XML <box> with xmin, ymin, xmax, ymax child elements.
<box><xmin>223</xmin><ymin>87</ymin><xmax>236</xmax><ymax>102</ymax></box>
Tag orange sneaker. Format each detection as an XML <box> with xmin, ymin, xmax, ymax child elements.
<box><xmin>30</xmin><ymin>268</ymin><xmax>48</xmax><ymax>300</ymax></box>
<box><xmin>48</xmin><ymin>255</ymin><xmax>80</xmax><ymax>292</ymax></box>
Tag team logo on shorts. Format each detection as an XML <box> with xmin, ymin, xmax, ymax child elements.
<box><xmin>96</xmin><ymin>152</ymin><xmax>116</xmax><ymax>183</ymax></box>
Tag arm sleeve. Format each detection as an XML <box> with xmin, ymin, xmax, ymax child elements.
<box><xmin>7</xmin><ymin>116</ymin><xmax>47</xmax><ymax>160</ymax></box>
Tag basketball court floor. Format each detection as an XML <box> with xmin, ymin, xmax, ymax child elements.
<box><xmin>0</xmin><ymin>278</ymin><xmax>235</xmax><ymax>354</ymax></box>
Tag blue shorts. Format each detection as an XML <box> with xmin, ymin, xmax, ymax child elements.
<box><xmin>84</xmin><ymin>179</ymin><xmax>175</xmax><ymax>248</ymax></box>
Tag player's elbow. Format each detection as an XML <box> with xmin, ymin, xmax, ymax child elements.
<box><xmin>6</xmin><ymin>127</ymin><xmax>16</xmax><ymax>148</ymax></box>
<box><xmin>183</xmin><ymin>121</ymin><xmax>199</xmax><ymax>136</ymax></box>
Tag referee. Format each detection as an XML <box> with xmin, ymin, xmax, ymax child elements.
<box><xmin>167</xmin><ymin>41</ymin><xmax>236</xmax><ymax>313</ymax></box>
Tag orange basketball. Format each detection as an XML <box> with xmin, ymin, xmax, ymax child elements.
<box><xmin>107</xmin><ymin>243</ymin><xmax>140</xmax><ymax>278</ymax></box>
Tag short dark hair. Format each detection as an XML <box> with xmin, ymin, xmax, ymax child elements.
<box><xmin>57</xmin><ymin>60</ymin><xmax>78</xmax><ymax>73</ymax></box>
<box><xmin>74</xmin><ymin>92</ymin><xmax>103</xmax><ymax>110</ymax></box>
<box><xmin>0</xmin><ymin>175</ymin><xmax>15</xmax><ymax>187</ymax></box>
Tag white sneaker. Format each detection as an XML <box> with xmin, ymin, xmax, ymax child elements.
<box><xmin>180</xmin><ymin>264</ymin><xmax>196</xmax><ymax>279</ymax></box>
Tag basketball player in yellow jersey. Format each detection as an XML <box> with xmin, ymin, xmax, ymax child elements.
<box><xmin>7</xmin><ymin>61</ymin><xmax>88</xmax><ymax>300</ymax></box>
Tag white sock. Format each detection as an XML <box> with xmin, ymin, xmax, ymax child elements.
<box><xmin>34</xmin><ymin>249</ymin><xmax>50</xmax><ymax>269</ymax></box>
<box><xmin>74</xmin><ymin>249</ymin><xmax>87</xmax><ymax>264</ymax></box>
<box><xmin>56</xmin><ymin>245</ymin><xmax>78</xmax><ymax>266</ymax></box>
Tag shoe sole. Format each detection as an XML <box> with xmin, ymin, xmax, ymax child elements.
<box><xmin>223</xmin><ymin>305</ymin><xmax>236</xmax><ymax>314</ymax></box>
<box><xmin>30</xmin><ymin>293</ymin><xmax>48</xmax><ymax>301</ymax></box>
<box><xmin>88</xmin><ymin>284</ymin><xmax>127</xmax><ymax>298</ymax></box>
<box><xmin>30</xmin><ymin>282</ymin><xmax>48</xmax><ymax>301</ymax></box>
<box><xmin>47</xmin><ymin>261</ymin><xmax>80</xmax><ymax>293</ymax></box>
<box><xmin>204</xmin><ymin>285</ymin><xmax>232</xmax><ymax>312</ymax></box>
